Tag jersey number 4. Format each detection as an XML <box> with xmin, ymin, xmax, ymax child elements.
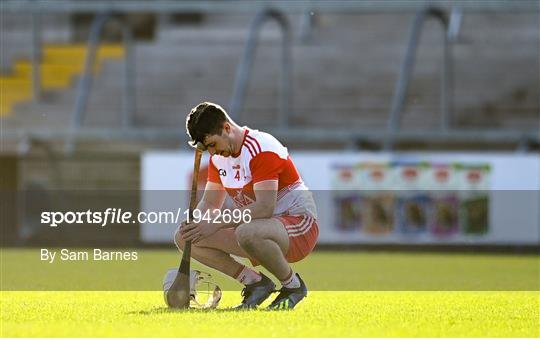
<box><xmin>234</xmin><ymin>170</ymin><xmax>240</xmax><ymax>181</ymax></box>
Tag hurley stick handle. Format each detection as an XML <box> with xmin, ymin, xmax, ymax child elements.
<box><xmin>180</xmin><ymin>147</ymin><xmax>203</xmax><ymax>269</ymax></box>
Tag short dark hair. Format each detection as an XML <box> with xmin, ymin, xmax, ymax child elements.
<box><xmin>185</xmin><ymin>102</ymin><xmax>229</xmax><ymax>147</ymax></box>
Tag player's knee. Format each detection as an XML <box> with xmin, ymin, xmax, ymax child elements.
<box><xmin>235</xmin><ymin>223</ymin><xmax>262</xmax><ymax>249</ymax></box>
<box><xmin>174</xmin><ymin>229</ymin><xmax>204</xmax><ymax>251</ymax></box>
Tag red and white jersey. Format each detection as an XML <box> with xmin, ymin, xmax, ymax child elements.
<box><xmin>207</xmin><ymin>128</ymin><xmax>317</xmax><ymax>219</ymax></box>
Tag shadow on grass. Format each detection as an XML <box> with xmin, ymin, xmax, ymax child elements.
<box><xmin>129</xmin><ymin>306</ymin><xmax>292</xmax><ymax>315</ymax></box>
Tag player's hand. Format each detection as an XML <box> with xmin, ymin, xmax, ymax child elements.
<box><xmin>181</xmin><ymin>220</ymin><xmax>219</xmax><ymax>243</ymax></box>
<box><xmin>176</xmin><ymin>219</ymin><xmax>188</xmax><ymax>237</ymax></box>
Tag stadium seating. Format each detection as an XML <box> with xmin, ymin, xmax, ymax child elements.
<box><xmin>0</xmin><ymin>44</ymin><xmax>124</xmax><ymax>116</ymax></box>
<box><xmin>1</xmin><ymin>12</ymin><xmax>537</xmax><ymax>131</ymax></box>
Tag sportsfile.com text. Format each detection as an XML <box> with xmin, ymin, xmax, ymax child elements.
<box><xmin>40</xmin><ymin>208</ymin><xmax>253</xmax><ymax>228</ymax></box>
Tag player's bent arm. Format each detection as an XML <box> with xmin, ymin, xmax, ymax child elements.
<box><xmin>177</xmin><ymin>181</ymin><xmax>225</xmax><ymax>241</ymax></box>
<box><xmin>217</xmin><ymin>179</ymin><xmax>278</xmax><ymax>229</ymax></box>
<box><xmin>197</xmin><ymin>181</ymin><xmax>226</xmax><ymax>212</ymax></box>
<box><xmin>248</xmin><ymin>179</ymin><xmax>278</xmax><ymax>218</ymax></box>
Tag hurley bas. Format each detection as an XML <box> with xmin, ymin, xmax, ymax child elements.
<box><xmin>40</xmin><ymin>249</ymin><xmax>138</xmax><ymax>263</ymax></box>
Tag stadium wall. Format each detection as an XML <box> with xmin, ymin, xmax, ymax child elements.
<box><xmin>141</xmin><ymin>151</ymin><xmax>540</xmax><ymax>245</ymax></box>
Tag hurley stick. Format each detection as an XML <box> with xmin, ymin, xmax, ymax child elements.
<box><xmin>166</xmin><ymin>146</ymin><xmax>203</xmax><ymax>308</ymax></box>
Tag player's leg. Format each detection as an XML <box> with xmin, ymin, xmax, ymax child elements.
<box><xmin>175</xmin><ymin>227</ymin><xmax>276</xmax><ymax>309</ymax></box>
<box><xmin>174</xmin><ymin>228</ymin><xmax>246</xmax><ymax>278</ymax></box>
<box><xmin>226</xmin><ymin>218</ymin><xmax>293</xmax><ymax>309</ymax></box>
<box><xmin>236</xmin><ymin>215</ymin><xmax>319</xmax><ymax>310</ymax></box>
<box><xmin>235</xmin><ymin>218</ymin><xmax>291</xmax><ymax>280</ymax></box>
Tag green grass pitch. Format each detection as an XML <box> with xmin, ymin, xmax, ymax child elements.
<box><xmin>1</xmin><ymin>249</ymin><xmax>539</xmax><ymax>337</ymax></box>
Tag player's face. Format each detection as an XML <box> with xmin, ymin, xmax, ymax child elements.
<box><xmin>203</xmin><ymin>131</ymin><xmax>234</xmax><ymax>157</ymax></box>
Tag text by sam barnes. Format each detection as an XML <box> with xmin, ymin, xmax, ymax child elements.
<box><xmin>41</xmin><ymin>249</ymin><xmax>138</xmax><ymax>263</ymax></box>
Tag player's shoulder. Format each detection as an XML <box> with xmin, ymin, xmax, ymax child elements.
<box><xmin>244</xmin><ymin>128</ymin><xmax>288</xmax><ymax>159</ymax></box>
